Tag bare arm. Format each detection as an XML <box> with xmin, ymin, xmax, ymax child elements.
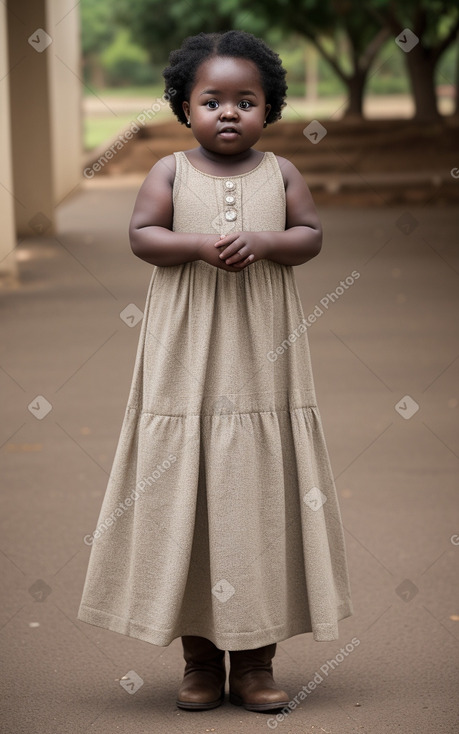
<box><xmin>128</xmin><ymin>155</ymin><xmax>198</xmax><ymax>266</ymax></box>
<box><xmin>129</xmin><ymin>155</ymin><xmax>248</xmax><ymax>271</ymax></box>
<box><xmin>272</xmin><ymin>156</ymin><xmax>322</xmax><ymax>265</ymax></box>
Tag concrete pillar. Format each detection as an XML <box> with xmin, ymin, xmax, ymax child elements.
<box><xmin>7</xmin><ymin>0</ymin><xmax>55</xmax><ymax>236</ymax></box>
<box><xmin>47</xmin><ymin>1</ymin><xmax>82</xmax><ymax>204</ymax></box>
<box><xmin>7</xmin><ymin>0</ymin><xmax>82</xmax><ymax>238</ymax></box>
<box><xmin>0</xmin><ymin>3</ymin><xmax>18</xmax><ymax>276</ymax></box>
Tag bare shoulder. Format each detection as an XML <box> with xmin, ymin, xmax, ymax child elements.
<box><xmin>130</xmin><ymin>154</ymin><xmax>177</xmax><ymax>229</ymax></box>
<box><xmin>274</xmin><ymin>155</ymin><xmax>304</xmax><ymax>189</ymax></box>
<box><xmin>143</xmin><ymin>153</ymin><xmax>176</xmax><ymax>188</ymax></box>
<box><xmin>274</xmin><ymin>154</ymin><xmax>320</xmax><ymax>229</ymax></box>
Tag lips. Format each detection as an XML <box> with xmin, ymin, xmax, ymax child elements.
<box><xmin>218</xmin><ymin>126</ymin><xmax>240</xmax><ymax>135</ymax></box>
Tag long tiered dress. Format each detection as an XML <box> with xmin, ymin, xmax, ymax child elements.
<box><xmin>77</xmin><ymin>151</ymin><xmax>353</xmax><ymax>649</ymax></box>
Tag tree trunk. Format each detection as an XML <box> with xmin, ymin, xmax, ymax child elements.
<box><xmin>403</xmin><ymin>45</ymin><xmax>440</xmax><ymax>121</ymax></box>
<box><xmin>84</xmin><ymin>53</ymin><xmax>106</xmax><ymax>89</ymax></box>
<box><xmin>343</xmin><ymin>69</ymin><xmax>367</xmax><ymax>118</ymax></box>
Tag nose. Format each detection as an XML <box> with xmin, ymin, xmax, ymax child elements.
<box><xmin>220</xmin><ymin>105</ymin><xmax>239</xmax><ymax>120</ymax></box>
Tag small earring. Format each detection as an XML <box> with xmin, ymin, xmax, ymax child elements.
<box><xmin>263</xmin><ymin>120</ymin><xmax>267</xmax><ymax>128</ymax></box>
<box><xmin>186</xmin><ymin>119</ymin><xmax>191</xmax><ymax>127</ymax></box>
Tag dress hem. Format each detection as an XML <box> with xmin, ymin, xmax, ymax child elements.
<box><xmin>77</xmin><ymin>601</ymin><xmax>354</xmax><ymax>650</ymax></box>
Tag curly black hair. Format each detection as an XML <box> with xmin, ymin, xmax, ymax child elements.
<box><xmin>162</xmin><ymin>30</ymin><xmax>287</xmax><ymax>126</ymax></box>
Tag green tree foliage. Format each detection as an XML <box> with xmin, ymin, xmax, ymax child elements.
<box><xmin>81</xmin><ymin>0</ymin><xmax>118</xmax><ymax>86</ymax></box>
<box><xmin>82</xmin><ymin>0</ymin><xmax>458</xmax><ymax>119</ymax></box>
<box><xmin>115</xmin><ymin>0</ymin><xmax>389</xmax><ymax>117</ymax></box>
<box><xmin>80</xmin><ymin>0</ymin><xmax>116</xmax><ymax>57</ymax></box>
<box><xmin>114</xmin><ymin>0</ymin><xmax>268</xmax><ymax>62</ymax></box>
<box><xmin>100</xmin><ymin>28</ymin><xmax>155</xmax><ymax>86</ymax></box>
<box><xmin>81</xmin><ymin>0</ymin><xmax>161</xmax><ymax>87</ymax></box>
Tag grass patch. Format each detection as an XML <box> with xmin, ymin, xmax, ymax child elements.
<box><xmin>83</xmin><ymin>84</ymin><xmax>165</xmax><ymax>98</ymax></box>
<box><xmin>83</xmin><ymin>115</ymin><xmax>139</xmax><ymax>151</ymax></box>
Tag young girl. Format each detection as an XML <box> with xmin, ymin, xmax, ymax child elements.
<box><xmin>78</xmin><ymin>30</ymin><xmax>352</xmax><ymax>714</ymax></box>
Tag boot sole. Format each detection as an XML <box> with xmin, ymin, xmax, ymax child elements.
<box><xmin>176</xmin><ymin>689</ymin><xmax>225</xmax><ymax>711</ymax></box>
<box><xmin>229</xmin><ymin>691</ymin><xmax>290</xmax><ymax>712</ymax></box>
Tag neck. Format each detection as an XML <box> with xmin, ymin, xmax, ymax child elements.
<box><xmin>197</xmin><ymin>146</ymin><xmax>255</xmax><ymax>164</ymax></box>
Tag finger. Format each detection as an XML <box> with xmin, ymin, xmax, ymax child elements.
<box><xmin>225</xmin><ymin>251</ymin><xmax>247</xmax><ymax>265</ymax></box>
<box><xmin>238</xmin><ymin>253</ymin><xmax>254</xmax><ymax>264</ymax></box>
<box><xmin>214</xmin><ymin>232</ymin><xmax>239</xmax><ymax>247</ymax></box>
<box><xmin>223</xmin><ymin>247</ymin><xmax>244</xmax><ymax>263</ymax></box>
<box><xmin>219</xmin><ymin>244</ymin><xmax>242</xmax><ymax>260</ymax></box>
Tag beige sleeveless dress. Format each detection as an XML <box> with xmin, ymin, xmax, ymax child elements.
<box><xmin>77</xmin><ymin>151</ymin><xmax>353</xmax><ymax>649</ymax></box>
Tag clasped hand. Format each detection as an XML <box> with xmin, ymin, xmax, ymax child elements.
<box><xmin>214</xmin><ymin>231</ymin><xmax>269</xmax><ymax>270</ymax></box>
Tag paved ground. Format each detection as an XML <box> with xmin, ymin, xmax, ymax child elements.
<box><xmin>1</xmin><ymin>183</ymin><xmax>458</xmax><ymax>733</ymax></box>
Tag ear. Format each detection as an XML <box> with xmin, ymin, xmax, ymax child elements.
<box><xmin>264</xmin><ymin>103</ymin><xmax>271</xmax><ymax>121</ymax></box>
<box><xmin>182</xmin><ymin>100</ymin><xmax>190</xmax><ymax>123</ymax></box>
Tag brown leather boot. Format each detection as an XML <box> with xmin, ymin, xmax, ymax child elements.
<box><xmin>229</xmin><ymin>643</ymin><xmax>290</xmax><ymax>712</ymax></box>
<box><xmin>176</xmin><ymin>636</ymin><xmax>226</xmax><ymax>710</ymax></box>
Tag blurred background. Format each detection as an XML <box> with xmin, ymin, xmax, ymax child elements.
<box><xmin>79</xmin><ymin>0</ymin><xmax>458</xmax><ymax>142</ymax></box>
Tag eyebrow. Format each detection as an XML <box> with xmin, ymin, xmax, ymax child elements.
<box><xmin>199</xmin><ymin>89</ymin><xmax>258</xmax><ymax>97</ymax></box>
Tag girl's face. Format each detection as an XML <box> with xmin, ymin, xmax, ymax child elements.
<box><xmin>182</xmin><ymin>56</ymin><xmax>271</xmax><ymax>157</ymax></box>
